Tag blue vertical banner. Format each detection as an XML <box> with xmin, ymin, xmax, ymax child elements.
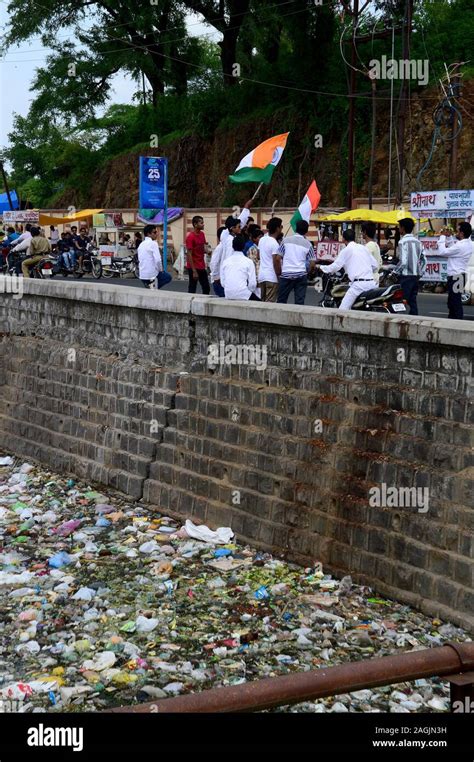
<box><xmin>139</xmin><ymin>156</ymin><xmax>168</xmax><ymax>269</ymax></box>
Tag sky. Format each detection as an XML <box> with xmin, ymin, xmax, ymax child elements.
<box><xmin>0</xmin><ymin>6</ymin><xmax>218</xmax><ymax>149</ymax></box>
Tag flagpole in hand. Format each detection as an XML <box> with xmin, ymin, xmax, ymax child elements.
<box><xmin>251</xmin><ymin>182</ymin><xmax>264</xmax><ymax>201</ymax></box>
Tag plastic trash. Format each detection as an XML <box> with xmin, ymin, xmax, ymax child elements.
<box><xmin>0</xmin><ymin>571</ymin><xmax>34</xmax><ymax>586</ymax></box>
<box><xmin>0</xmin><ymin>455</ymin><xmax>468</xmax><ymax>715</ymax></box>
<box><xmin>136</xmin><ymin>616</ymin><xmax>159</xmax><ymax>633</ymax></box>
<box><xmin>53</xmin><ymin>519</ymin><xmax>82</xmax><ymax>536</ymax></box>
<box><xmin>48</xmin><ymin>552</ymin><xmax>72</xmax><ymax>569</ymax></box>
<box><xmin>72</xmin><ymin>587</ymin><xmax>95</xmax><ymax>601</ymax></box>
<box><xmin>214</xmin><ymin>548</ymin><xmax>232</xmax><ymax>558</ymax></box>
<box><xmin>83</xmin><ymin>651</ymin><xmax>116</xmax><ymax>672</ymax></box>
<box><xmin>139</xmin><ymin>541</ymin><xmax>159</xmax><ymax>554</ymax></box>
<box><xmin>182</xmin><ymin>519</ymin><xmax>234</xmax><ymax>545</ymax></box>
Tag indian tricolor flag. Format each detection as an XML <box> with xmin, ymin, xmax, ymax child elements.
<box><xmin>290</xmin><ymin>180</ymin><xmax>321</xmax><ymax>230</ymax></box>
<box><xmin>229</xmin><ymin>132</ymin><xmax>289</xmax><ymax>184</ymax></box>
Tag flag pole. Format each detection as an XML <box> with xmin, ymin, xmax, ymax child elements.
<box><xmin>251</xmin><ymin>182</ymin><xmax>264</xmax><ymax>201</ymax></box>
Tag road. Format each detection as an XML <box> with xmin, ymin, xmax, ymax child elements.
<box><xmin>61</xmin><ymin>274</ymin><xmax>474</xmax><ymax>320</ymax></box>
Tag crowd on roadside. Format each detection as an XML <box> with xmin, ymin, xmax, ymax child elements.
<box><xmin>137</xmin><ymin>204</ymin><xmax>473</xmax><ymax>320</ymax></box>
<box><xmin>2</xmin><ymin>211</ymin><xmax>471</xmax><ymax>320</ymax></box>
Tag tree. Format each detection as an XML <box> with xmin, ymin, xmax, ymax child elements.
<box><xmin>183</xmin><ymin>0</ymin><xmax>251</xmax><ymax>86</ymax></box>
<box><xmin>2</xmin><ymin>0</ymin><xmax>202</xmax><ymax>113</ymax></box>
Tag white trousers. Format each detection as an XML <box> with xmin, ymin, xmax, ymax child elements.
<box><xmin>339</xmin><ymin>280</ymin><xmax>377</xmax><ymax>310</ymax></box>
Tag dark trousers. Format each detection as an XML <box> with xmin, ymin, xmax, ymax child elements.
<box><xmin>277</xmin><ymin>275</ymin><xmax>308</xmax><ymax>305</ymax></box>
<box><xmin>399</xmin><ymin>275</ymin><xmax>419</xmax><ymax>315</ymax></box>
<box><xmin>447</xmin><ymin>274</ymin><xmax>465</xmax><ymax>320</ymax></box>
<box><xmin>213</xmin><ymin>281</ymin><xmax>225</xmax><ymax>298</ymax></box>
<box><xmin>249</xmin><ymin>292</ymin><xmax>261</xmax><ymax>301</ymax></box>
<box><xmin>141</xmin><ymin>271</ymin><xmax>172</xmax><ymax>289</ymax></box>
<box><xmin>188</xmin><ymin>268</ymin><xmax>210</xmax><ymax>294</ymax></box>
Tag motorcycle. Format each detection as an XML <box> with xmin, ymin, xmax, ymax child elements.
<box><xmin>1</xmin><ymin>246</ymin><xmax>35</xmax><ymax>277</ymax></box>
<box><xmin>0</xmin><ymin>243</ymin><xmax>11</xmax><ymax>274</ymax></box>
<box><xmin>378</xmin><ymin>263</ymin><xmax>397</xmax><ymax>288</ymax></box>
<box><xmin>36</xmin><ymin>245</ymin><xmax>102</xmax><ymax>280</ymax></box>
<box><xmin>317</xmin><ymin>271</ymin><xmax>407</xmax><ymax>313</ymax></box>
<box><xmin>101</xmin><ymin>251</ymin><xmax>139</xmax><ymax>279</ymax></box>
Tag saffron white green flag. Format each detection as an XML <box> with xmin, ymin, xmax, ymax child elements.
<box><xmin>229</xmin><ymin>133</ymin><xmax>289</xmax><ymax>184</ymax></box>
<box><xmin>290</xmin><ymin>180</ymin><xmax>321</xmax><ymax>230</ymax></box>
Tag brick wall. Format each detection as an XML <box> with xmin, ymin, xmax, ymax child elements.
<box><xmin>0</xmin><ymin>278</ymin><xmax>472</xmax><ymax>630</ymax></box>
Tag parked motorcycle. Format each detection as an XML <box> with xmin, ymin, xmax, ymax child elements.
<box><xmin>317</xmin><ymin>271</ymin><xmax>407</xmax><ymax>313</ymax></box>
<box><xmin>101</xmin><ymin>251</ymin><xmax>138</xmax><ymax>279</ymax></box>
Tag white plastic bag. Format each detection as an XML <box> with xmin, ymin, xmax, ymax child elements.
<box><xmin>173</xmin><ymin>245</ymin><xmax>185</xmax><ymax>279</ymax></box>
<box><xmin>182</xmin><ymin>519</ymin><xmax>233</xmax><ymax>545</ymax></box>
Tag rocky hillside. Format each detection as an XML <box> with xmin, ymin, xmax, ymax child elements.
<box><xmin>60</xmin><ymin>80</ymin><xmax>474</xmax><ymax>208</ymax></box>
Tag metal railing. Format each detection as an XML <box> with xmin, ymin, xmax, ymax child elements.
<box><xmin>109</xmin><ymin>641</ymin><xmax>474</xmax><ymax>713</ymax></box>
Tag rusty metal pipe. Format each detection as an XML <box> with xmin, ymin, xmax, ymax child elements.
<box><xmin>109</xmin><ymin>642</ymin><xmax>474</xmax><ymax>713</ymax></box>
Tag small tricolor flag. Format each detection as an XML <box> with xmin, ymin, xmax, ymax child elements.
<box><xmin>229</xmin><ymin>132</ymin><xmax>289</xmax><ymax>184</ymax></box>
<box><xmin>290</xmin><ymin>180</ymin><xmax>321</xmax><ymax>230</ymax></box>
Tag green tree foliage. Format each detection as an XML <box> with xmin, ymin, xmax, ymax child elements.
<box><xmin>1</xmin><ymin>0</ymin><xmax>471</xmax><ymax>206</ymax></box>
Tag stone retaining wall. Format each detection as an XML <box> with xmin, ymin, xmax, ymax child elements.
<box><xmin>0</xmin><ymin>278</ymin><xmax>472</xmax><ymax>630</ymax></box>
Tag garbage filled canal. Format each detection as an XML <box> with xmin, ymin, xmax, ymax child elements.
<box><xmin>0</xmin><ymin>455</ymin><xmax>470</xmax><ymax>714</ymax></box>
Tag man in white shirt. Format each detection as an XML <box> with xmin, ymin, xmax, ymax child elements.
<box><xmin>49</xmin><ymin>225</ymin><xmax>60</xmax><ymax>245</ymax></box>
<box><xmin>277</xmin><ymin>219</ymin><xmax>316</xmax><ymax>305</ymax></box>
<box><xmin>218</xmin><ymin>217</ymin><xmax>243</xmax><ymax>283</ymax></box>
<box><xmin>11</xmin><ymin>224</ymin><xmax>32</xmax><ymax>253</ymax></box>
<box><xmin>361</xmin><ymin>222</ymin><xmax>382</xmax><ymax>284</ymax></box>
<box><xmin>258</xmin><ymin>217</ymin><xmax>283</xmax><ymax>302</ymax></box>
<box><xmin>219</xmin><ymin>200</ymin><xmax>253</xmax><ymax>245</ymax></box>
<box><xmin>221</xmin><ymin>234</ymin><xmax>260</xmax><ymax>301</ymax></box>
<box><xmin>438</xmin><ymin>221</ymin><xmax>473</xmax><ymax>320</ymax></box>
<box><xmin>10</xmin><ymin>223</ymin><xmax>33</xmax><ymax>274</ymax></box>
<box><xmin>319</xmin><ymin>229</ymin><xmax>379</xmax><ymax>310</ymax></box>
<box><xmin>210</xmin><ymin>225</ymin><xmax>226</xmax><ymax>296</ymax></box>
<box><xmin>137</xmin><ymin>225</ymin><xmax>171</xmax><ymax>289</ymax></box>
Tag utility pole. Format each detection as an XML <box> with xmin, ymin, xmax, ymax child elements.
<box><xmin>343</xmin><ymin>0</ymin><xmax>402</xmax><ymax>210</ymax></box>
<box><xmin>395</xmin><ymin>0</ymin><xmax>413</xmax><ymax>206</ymax></box>
<box><xmin>346</xmin><ymin>0</ymin><xmax>359</xmax><ymax>210</ymax></box>
<box><xmin>0</xmin><ymin>161</ymin><xmax>14</xmax><ymax>210</ymax></box>
<box><xmin>449</xmin><ymin>65</ymin><xmax>462</xmax><ymax>189</ymax></box>
<box><xmin>368</xmin><ymin>77</ymin><xmax>377</xmax><ymax>209</ymax></box>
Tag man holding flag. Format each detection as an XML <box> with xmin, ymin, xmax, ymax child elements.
<box><xmin>274</xmin><ymin>180</ymin><xmax>320</xmax><ymax>305</ymax></box>
<box><xmin>227</xmin><ymin>132</ymin><xmax>289</xmax><ymax>301</ymax></box>
<box><xmin>276</xmin><ymin>220</ymin><xmax>316</xmax><ymax>305</ymax></box>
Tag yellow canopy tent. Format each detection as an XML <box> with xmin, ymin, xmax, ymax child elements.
<box><xmin>39</xmin><ymin>209</ymin><xmax>103</xmax><ymax>226</ymax></box>
<box><xmin>317</xmin><ymin>209</ymin><xmax>415</xmax><ymax>225</ymax></box>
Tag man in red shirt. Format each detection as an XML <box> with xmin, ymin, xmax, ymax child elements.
<box><xmin>186</xmin><ymin>215</ymin><xmax>210</xmax><ymax>294</ymax></box>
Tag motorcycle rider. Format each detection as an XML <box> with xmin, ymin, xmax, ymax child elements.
<box><xmin>318</xmin><ymin>228</ymin><xmax>379</xmax><ymax>310</ymax></box>
<box><xmin>58</xmin><ymin>231</ymin><xmax>76</xmax><ymax>270</ymax></box>
<box><xmin>21</xmin><ymin>227</ymin><xmax>51</xmax><ymax>277</ymax></box>
<box><xmin>10</xmin><ymin>223</ymin><xmax>33</xmax><ymax>274</ymax></box>
<box><xmin>3</xmin><ymin>227</ymin><xmax>20</xmax><ymax>246</ymax></box>
<box><xmin>361</xmin><ymin>222</ymin><xmax>382</xmax><ymax>284</ymax></box>
<box><xmin>74</xmin><ymin>228</ymin><xmax>90</xmax><ymax>273</ymax></box>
